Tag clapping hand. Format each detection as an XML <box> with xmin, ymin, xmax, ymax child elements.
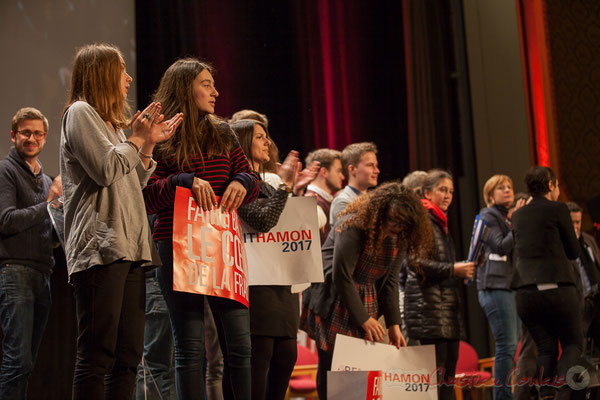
<box><xmin>293</xmin><ymin>160</ymin><xmax>320</xmax><ymax>195</ymax></box>
<box><xmin>131</xmin><ymin>102</ymin><xmax>183</xmax><ymax>145</ymax></box>
<box><xmin>277</xmin><ymin>151</ymin><xmax>300</xmax><ymax>190</ymax></box>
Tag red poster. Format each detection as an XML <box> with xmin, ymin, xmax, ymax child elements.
<box><xmin>366</xmin><ymin>371</ymin><xmax>383</xmax><ymax>400</ymax></box>
<box><xmin>172</xmin><ymin>187</ymin><xmax>249</xmax><ymax>308</ymax></box>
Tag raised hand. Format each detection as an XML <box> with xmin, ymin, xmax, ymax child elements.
<box><xmin>277</xmin><ymin>150</ymin><xmax>300</xmax><ymax>190</ymax></box>
<box><xmin>148</xmin><ymin>112</ymin><xmax>183</xmax><ymax>145</ymax></box>
<box><xmin>131</xmin><ymin>102</ymin><xmax>183</xmax><ymax>146</ymax></box>
<box><xmin>293</xmin><ymin>160</ymin><xmax>320</xmax><ymax>195</ymax></box>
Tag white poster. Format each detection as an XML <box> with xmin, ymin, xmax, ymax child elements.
<box><xmin>331</xmin><ymin>334</ymin><xmax>438</xmax><ymax>399</ymax></box>
<box><xmin>242</xmin><ymin>196</ymin><xmax>324</xmax><ymax>286</ymax></box>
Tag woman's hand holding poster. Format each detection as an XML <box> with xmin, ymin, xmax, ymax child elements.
<box><xmin>172</xmin><ymin>187</ymin><xmax>249</xmax><ymax>307</ymax></box>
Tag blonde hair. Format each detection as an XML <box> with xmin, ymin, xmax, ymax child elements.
<box><xmin>64</xmin><ymin>43</ymin><xmax>130</xmax><ymax>128</ymax></box>
<box><xmin>483</xmin><ymin>174</ymin><xmax>513</xmax><ymax>207</ymax></box>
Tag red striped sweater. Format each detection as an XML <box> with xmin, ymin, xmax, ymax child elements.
<box><xmin>143</xmin><ymin>135</ymin><xmax>259</xmax><ymax>241</ymax></box>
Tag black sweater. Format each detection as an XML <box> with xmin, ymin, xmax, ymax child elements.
<box><xmin>0</xmin><ymin>148</ymin><xmax>54</xmax><ymax>274</ymax></box>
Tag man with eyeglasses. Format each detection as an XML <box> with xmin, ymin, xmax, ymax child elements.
<box><xmin>0</xmin><ymin>107</ymin><xmax>61</xmax><ymax>399</ymax></box>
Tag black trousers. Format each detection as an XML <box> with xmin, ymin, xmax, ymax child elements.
<box><xmin>514</xmin><ymin>324</ymin><xmax>539</xmax><ymax>400</ymax></box>
<box><xmin>316</xmin><ymin>348</ymin><xmax>333</xmax><ymax>400</ymax></box>
<box><xmin>516</xmin><ymin>285</ymin><xmax>583</xmax><ymax>399</ymax></box>
<box><xmin>419</xmin><ymin>338</ymin><xmax>459</xmax><ymax>400</ymax></box>
<box><xmin>250</xmin><ymin>334</ymin><xmax>297</xmax><ymax>400</ymax></box>
<box><xmin>71</xmin><ymin>261</ymin><xmax>146</xmax><ymax>400</ymax></box>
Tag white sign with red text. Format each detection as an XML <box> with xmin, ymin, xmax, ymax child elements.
<box><xmin>331</xmin><ymin>334</ymin><xmax>438</xmax><ymax>399</ymax></box>
<box><xmin>242</xmin><ymin>196</ymin><xmax>324</xmax><ymax>286</ymax></box>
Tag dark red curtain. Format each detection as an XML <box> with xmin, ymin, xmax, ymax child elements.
<box><xmin>136</xmin><ymin>0</ymin><xmax>409</xmax><ymax>181</ymax></box>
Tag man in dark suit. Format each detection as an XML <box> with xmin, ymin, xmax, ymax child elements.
<box><xmin>512</xmin><ymin>166</ymin><xmax>582</xmax><ymax>400</ymax></box>
<box><xmin>568</xmin><ymin>201</ymin><xmax>600</xmax><ymax>348</ymax></box>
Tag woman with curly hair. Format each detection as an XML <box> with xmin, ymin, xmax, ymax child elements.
<box><xmin>300</xmin><ymin>182</ymin><xmax>432</xmax><ymax>400</ymax></box>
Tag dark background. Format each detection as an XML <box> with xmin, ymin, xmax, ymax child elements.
<box><xmin>135</xmin><ymin>1</ymin><xmax>411</xmax><ymax>183</ymax></box>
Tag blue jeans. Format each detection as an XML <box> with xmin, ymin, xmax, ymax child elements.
<box><xmin>136</xmin><ymin>271</ymin><xmax>174</xmax><ymax>400</ymax></box>
<box><xmin>0</xmin><ymin>264</ymin><xmax>51</xmax><ymax>400</ymax></box>
<box><xmin>156</xmin><ymin>241</ymin><xmax>251</xmax><ymax>400</ymax></box>
<box><xmin>479</xmin><ymin>289</ymin><xmax>519</xmax><ymax>400</ymax></box>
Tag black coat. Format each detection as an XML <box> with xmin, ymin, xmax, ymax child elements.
<box><xmin>404</xmin><ymin>214</ymin><xmax>466</xmax><ymax>340</ymax></box>
<box><xmin>512</xmin><ymin>196</ymin><xmax>580</xmax><ymax>287</ymax></box>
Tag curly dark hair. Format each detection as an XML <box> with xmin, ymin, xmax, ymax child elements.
<box><xmin>338</xmin><ymin>182</ymin><xmax>432</xmax><ymax>263</ymax></box>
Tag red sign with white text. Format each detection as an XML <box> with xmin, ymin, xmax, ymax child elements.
<box><xmin>172</xmin><ymin>187</ymin><xmax>249</xmax><ymax>308</ymax></box>
<box><xmin>367</xmin><ymin>371</ymin><xmax>384</xmax><ymax>400</ymax></box>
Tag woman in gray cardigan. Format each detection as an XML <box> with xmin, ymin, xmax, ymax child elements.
<box><xmin>60</xmin><ymin>43</ymin><xmax>182</xmax><ymax>400</ymax></box>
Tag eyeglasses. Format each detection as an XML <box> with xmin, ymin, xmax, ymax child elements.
<box><xmin>16</xmin><ymin>130</ymin><xmax>47</xmax><ymax>140</ymax></box>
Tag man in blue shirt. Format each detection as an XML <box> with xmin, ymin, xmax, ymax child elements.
<box><xmin>0</xmin><ymin>107</ymin><xmax>61</xmax><ymax>399</ymax></box>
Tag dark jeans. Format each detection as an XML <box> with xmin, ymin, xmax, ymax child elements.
<box><xmin>516</xmin><ymin>285</ymin><xmax>583</xmax><ymax>399</ymax></box>
<box><xmin>250</xmin><ymin>334</ymin><xmax>297</xmax><ymax>400</ymax></box>
<box><xmin>136</xmin><ymin>271</ymin><xmax>174</xmax><ymax>400</ymax></box>
<box><xmin>157</xmin><ymin>241</ymin><xmax>251</xmax><ymax>400</ymax></box>
<box><xmin>316</xmin><ymin>348</ymin><xmax>333</xmax><ymax>400</ymax></box>
<box><xmin>71</xmin><ymin>261</ymin><xmax>146</xmax><ymax>400</ymax></box>
<box><xmin>204</xmin><ymin>297</ymin><xmax>224</xmax><ymax>400</ymax></box>
<box><xmin>419</xmin><ymin>338</ymin><xmax>459</xmax><ymax>400</ymax></box>
<box><xmin>0</xmin><ymin>264</ymin><xmax>51</xmax><ymax>400</ymax></box>
<box><xmin>478</xmin><ymin>289</ymin><xmax>520</xmax><ymax>400</ymax></box>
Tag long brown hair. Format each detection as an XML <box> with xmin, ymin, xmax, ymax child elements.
<box><xmin>153</xmin><ymin>58</ymin><xmax>230</xmax><ymax>171</ymax></box>
<box><xmin>230</xmin><ymin>119</ymin><xmax>270</xmax><ymax>173</ymax></box>
<box><xmin>64</xmin><ymin>43</ymin><xmax>130</xmax><ymax>128</ymax></box>
<box><xmin>229</xmin><ymin>109</ymin><xmax>280</xmax><ymax>173</ymax></box>
<box><xmin>339</xmin><ymin>182</ymin><xmax>432</xmax><ymax>261</ymax></box>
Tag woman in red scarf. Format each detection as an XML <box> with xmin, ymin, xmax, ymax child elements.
<box><xmin>404</xmin><ymin>169</ymin><xmax>475</xmax><ymax>400</ymax></box>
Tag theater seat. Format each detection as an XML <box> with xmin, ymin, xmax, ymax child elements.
<box><xmin>454</xmin><ymin>340</ymin><xmax>494</xmax><ymax>400</ymax></box>
<box><xmin>284</xmin><ymin>343</ymin><xmax>319</xmax><ymax>400</ymax></box>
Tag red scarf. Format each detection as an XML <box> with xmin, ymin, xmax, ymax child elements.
<box><xmin>421</xmin><ymin>198</ymin><xmax>448</xmax><ymax>234</ymax></box>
